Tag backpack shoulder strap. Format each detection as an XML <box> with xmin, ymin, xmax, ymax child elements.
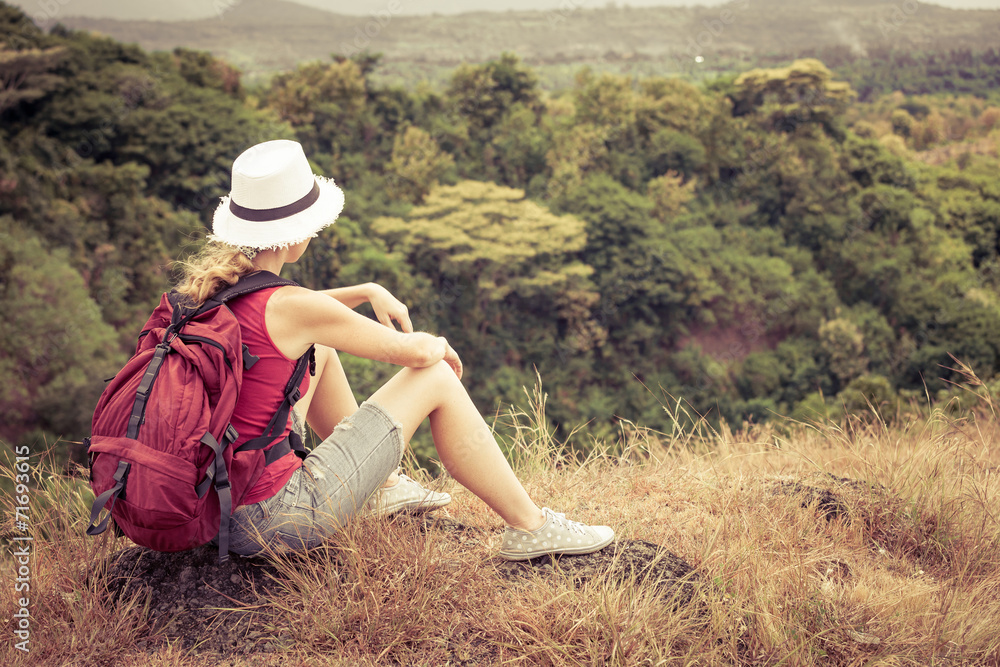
<box><xmin>239</xmin><ymin>345</ymin><xmax>315</xmax><ymax>459</ymax></box>
<box><xmin>168</xmin><ymin>271</ymin><xmax>300</xmax><ymax>328</ymax></box>
<box><xmin>213</xmin><ymin>270</ymin><xmax>299</xmax><ymax>305</ymax></box>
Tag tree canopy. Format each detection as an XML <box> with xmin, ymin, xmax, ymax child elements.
<box><xmin>4</xmin><ymin>2</ymin><xmax>1000</xmax><ymax>460</ymax></box>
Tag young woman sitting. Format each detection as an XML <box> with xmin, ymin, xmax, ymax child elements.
<box><xmin>177</xmin><ymin>139</ymin><xmax>614</xmax><ymax>561</ymax></box>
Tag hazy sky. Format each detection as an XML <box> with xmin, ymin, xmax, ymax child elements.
<box><xmin>287</xmin><ymin>0</ymin><xmax>1000</xmax><ymax>15</ymax></box>
<box><xmin>11</xmin><ymin>0</ymin><xmax>1000</xmax><ymax>22</ymax></box>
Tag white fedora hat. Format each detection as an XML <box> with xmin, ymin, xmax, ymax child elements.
<box><xmin>210</xmin><ymin>140</ymin><xmax>345</xmax><ymax>250</ymax></box>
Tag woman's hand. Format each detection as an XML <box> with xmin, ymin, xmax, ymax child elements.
<box><xmin>442</xmin><ymin>339</ymin><xmax>463</xmax><ymax>380</ymax></box>
<box><xmin>368</xmin><ymin>284</ymin><xmax>413</xmax><ymax>333</ymax></box>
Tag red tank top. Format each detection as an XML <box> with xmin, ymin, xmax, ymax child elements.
<box><xmin>228</xmin><ymin>286</ymin><xmax>308</xmax><ymax>506</ymax></box>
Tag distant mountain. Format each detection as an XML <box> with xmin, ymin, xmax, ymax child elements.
<box><xmin>49</xmin><ymin>0</ymin><xmax>1000</xmax><ymax>83</ymax></box>
<box><xmin>13</xmin><ymin>0</ymin><xmax>1000</xmax><ymax>22</ymax></box>
<box><xmin>20</xmin><ymin>0</ymin><xmax>219</xmax><ymax>21</ymax></box>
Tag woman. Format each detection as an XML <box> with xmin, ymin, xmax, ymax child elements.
<box><xmin>179</xmin><ymin>139</ymin><xmax>613</xmax><ymax>561</ymax></box>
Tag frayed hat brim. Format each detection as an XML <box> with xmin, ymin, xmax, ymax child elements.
<box><xmin>210</xmin><ymin>174</ymin><xmax>345</xmax><ymax>250</ymax></box>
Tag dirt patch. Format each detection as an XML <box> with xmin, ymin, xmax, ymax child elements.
<box><xmin>98</xmin><ymin>545</ymin><xmax>285</xmax><ymax>655</ymax></box>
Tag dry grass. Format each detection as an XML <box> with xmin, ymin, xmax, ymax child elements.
<box><xmin>3</xmin><ymin>376</ymin><xmax>1000</xmax><ymax>666</ymax></box>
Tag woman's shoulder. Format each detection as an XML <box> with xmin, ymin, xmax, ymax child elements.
<box><xmin>228</xmin><ymin>284</ymin><xmax>291</xmax><ymax>315</ymax></box>
<box><xmin>263</xmin><ymin>284</ymin><xmax>319</xmax><ymax>313</ymax></box>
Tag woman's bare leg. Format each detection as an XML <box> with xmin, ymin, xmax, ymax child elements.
<box><xmin>369</xmin><ymin>361</ymin><xmax>545</xmax><ymax>531</ymax></box>
<box><xmin>298</xmin><ymin>345</ymin><xmax>400</xmax><ymax>487</ymax></box>
<box><xmin>298</xmin><ymin>345</ymin><xmax>357</xmax><ymax>438</ymax></box>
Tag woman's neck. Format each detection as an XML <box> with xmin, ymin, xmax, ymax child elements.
<box><xmin>251</xmin><ymin>248</ymin><xmax>286</xmax><ymax>275</ymax></box>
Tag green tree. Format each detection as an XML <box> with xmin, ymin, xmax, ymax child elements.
<box><xmin>648</xmin><ymin>170</ymin><xmax>696</xmax><ymax>223</ymax></box>
<box><xmin>0</xmin><ymin>43</ymin><xmax>64</xmax><ymax>114</ymax></box>
<box><xmin>264</xmin><ymin>58</ymin><xmax>368</xmax><ymax>158</ymax></box>
<box><xmin>0</xmin><ymin>217</ymin><xmax>124</xmax><ymax>449</ymax></box>
<box><xmin>386</xmin><ymin>125</ymin><xmax>454</xmax><ymax>203</ymax></box>
<box><xmin>446</xmin><ymin>53</ymin><xmax>541</xmax><ymax>148</ymax></box>
<box><xmin>732</xmin><ymin>58</ymin><xmax>855</xmax><ymax>136</ymax></box>
<box><xmin>373</xmin><ymin>181</ymin><xmax>592</xmax><ymax>312</ymax></box>
<box><xmin>544</xmin><ymin>123</ymin><xmax>610</xmax><ymax>201</ymax></box>
<box><xmin>819</xmin><ymin>317</ymin><xmax>868</xmax><ymax>387</ymax></box>
<box><xmin>486</xmin><ymin>102</ymin><xmax>552</xmax><ymax>191</ymax></box>
<box><xmin>373</xmin><ymin>181</ymin><xmax>598</xmax><ymax>419</ymax></box>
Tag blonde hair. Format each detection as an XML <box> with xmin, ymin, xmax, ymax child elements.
<box><xmin>174</xmin><ymin>242</ymin><xmax>256</xmax><ymax>306</ymax></box>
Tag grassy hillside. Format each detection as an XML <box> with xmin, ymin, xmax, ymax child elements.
<box><xmin>56</xmin><ymin>0</ymin><xmax>1000</xmax><ymax>86</ymax></box>
<box><xmin>3</xmin><ymin>378</ymin><xmax>1000</xmax><ymax>665</ymax></box>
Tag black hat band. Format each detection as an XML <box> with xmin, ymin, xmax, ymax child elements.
<box><xmin>229</xmin><ymin>181</ymin><xmax>321</xmax><ymax>222</ymax></box>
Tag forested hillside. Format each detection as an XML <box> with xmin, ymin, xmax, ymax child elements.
<box><xmin>53</xmin><ymin>0</ymin><xmax>1000</xmax><ymax>89</ymax></box>
<box><xmin>3</xmin><ymin>2</ymin><xmax>1000</xmax><ymax>461</ymax></box>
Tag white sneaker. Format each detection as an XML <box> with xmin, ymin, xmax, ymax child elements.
<box><xmin>366</xmin><ymin>473</ymin><xmax>451</xmax><ymax>517</ymax></box>
<box><xmin>498</xmin><ymin>507</ymin><xmax>614</xmax><ymax>561</ymax></box>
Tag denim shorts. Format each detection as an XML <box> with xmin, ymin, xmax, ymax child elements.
<box><xmin>227</xmin><ymin>400</ymin><xmax>405</xmax><ymax>556</ymax></box>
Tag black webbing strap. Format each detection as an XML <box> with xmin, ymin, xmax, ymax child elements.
<box><xmin>215</xmin><ymin>270</ymin><xmax>298</xmax><ymax>304</ymax></box>
<box><xmin>199</xmin><ymin>431</ymin><xmax>233</xmax><ymax>563</ymax></box>
<box><xmin>86</xmin><ymin>460</ymin><xmax>130</xmax><ymax>536</ymax></box>
<box><xmin>200</xmin><ymin>271</ymin><xmax>298</xmax><ymax>322</ymax></box>
<box><xmin>196</xmin><ymin>425</ymin><xmax>238</xmax><ymax>498</ymax></box>
<box><xmin>239</xmin><ymin>346</ymin><xmax>314</xmax><ymax>459</ymax></box>
<box><xmin>127</xmin><ymin>341</ymin><xmax>172</xmax><ymax>439</ymax></box>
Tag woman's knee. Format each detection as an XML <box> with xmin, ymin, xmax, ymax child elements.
<box><xmin>373</xmin><ymin>361</ymin><xmax>466</xmax><ymax>416</ymax></box>
<box><xmin>414</xmin><ymin>360</ymin><xmax>464</xmax><ymax>392</ymax></box>
<box><xmin>381</xmin><ymin>362</ymin><xmax>462</xmax><ymax>411</ymax></box>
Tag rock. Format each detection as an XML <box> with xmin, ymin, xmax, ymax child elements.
<box><xmin>846</xmin><ymin>629</ymin><xmax>881</xmax><ymax>645</ymax></box>
<box><xmin>771</xmin><ymin>473</ymin><xmax>886</xmax><ymax>520</ymax></box>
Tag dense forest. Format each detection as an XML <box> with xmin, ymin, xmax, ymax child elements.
<box><xmin>3</xmin><ymin>2</ymin><xmax>1000</xmax><ymax>462</ymax></box>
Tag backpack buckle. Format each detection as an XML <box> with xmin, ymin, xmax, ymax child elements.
<box><xmin>242</xmin><ymin>344</ymin><xmax>260</xmax><ymax>370</ymax></box>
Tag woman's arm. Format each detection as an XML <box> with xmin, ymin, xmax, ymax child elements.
<box><xmin>265</xmin><ymin>285</ymin><xmax>461</xmax><ymax>377</ymax></box>
<box><xmin>321</xmin><ymin>284</ymin><xmax>375</xmax><ymax>309</ymax></box>
<box><xmin>321</xmin><ymin>283</ymin><xmax>413</xmax><ymax>333</ymax></box>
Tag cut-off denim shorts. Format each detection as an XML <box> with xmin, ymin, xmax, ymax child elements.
<box><xmin>227</xmin><ymin>400</ymin><xmax>404</xmax><ymax>556</ymax></box>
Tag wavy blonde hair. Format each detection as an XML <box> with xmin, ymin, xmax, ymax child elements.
<box><xmin>174</xmin><ymin>242</ymin><xmax>256</xmax><ymax>306</ymax></box>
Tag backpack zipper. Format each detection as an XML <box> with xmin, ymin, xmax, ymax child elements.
<box><xmin>178</xmin><ymin>334</ymin><xmax>234</xmax><ymax>370</ymax></box>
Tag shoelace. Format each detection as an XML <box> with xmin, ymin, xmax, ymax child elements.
<box><xmin>545</xmin><ymin>508</ymin><xmax>588</xmax><ymax>536</ymax></box>
<box><xmin>392</xmin><ymin>474</ymin><xmax>446</xmax><ymax>500</ymax></box>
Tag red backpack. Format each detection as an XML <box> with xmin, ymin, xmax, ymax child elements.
<box><xmin>85</xmin><ymin>271</ymin><xmax>314</xmax><ymax>562</ymax></box>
